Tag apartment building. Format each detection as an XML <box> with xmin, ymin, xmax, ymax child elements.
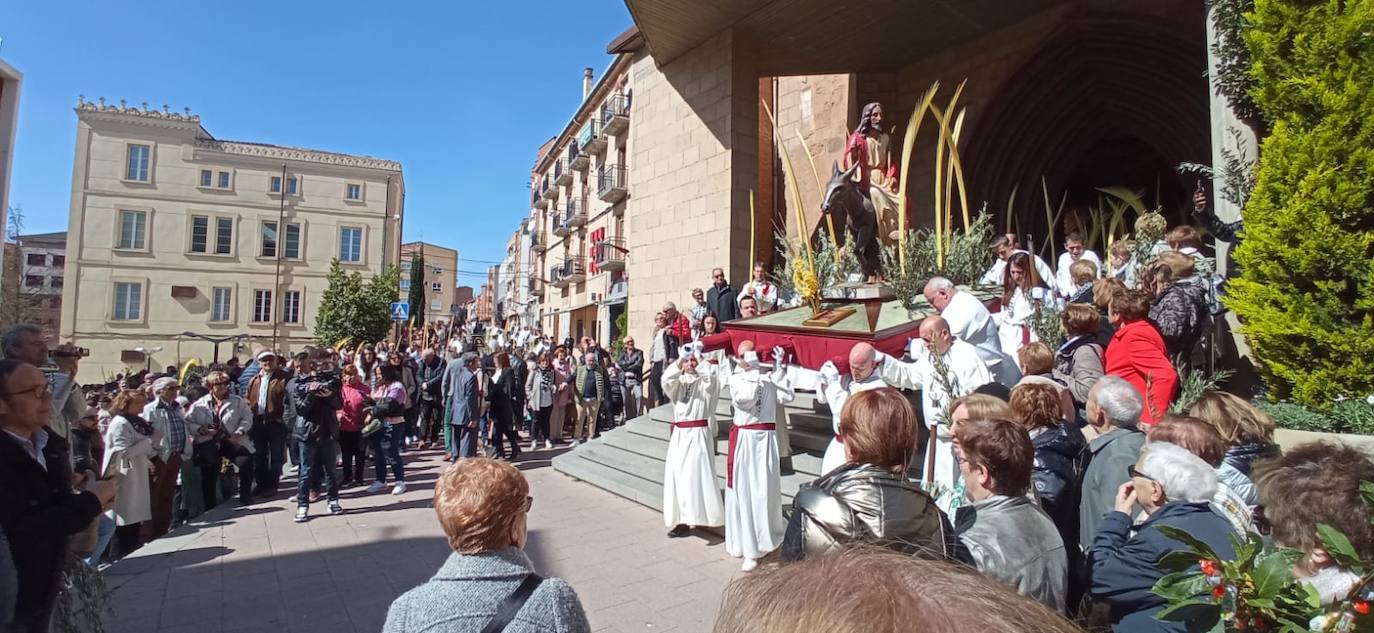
<box><xmin>63</xmin><ymin>98</ymin><xmax>404</xmax><ymax>375</ymax></box>
<box><xmin>1</xmin><ymin>231</ymin><xmax>65</xmax><ymax>332</ymax></box>
<box><xmin>0</xmin><ymin>59</ymin><xmax>23</xmax><ymax>299</ymax></box>
<box><xmin>400</xmin><ymin>241</ymin><xmax>458</xmax><ymax>322</ymax></box>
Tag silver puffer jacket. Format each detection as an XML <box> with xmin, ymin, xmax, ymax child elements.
<box><xmin>954</xmin><ymin>494</ymin><xmax>1069</xmax><ymax>612</ymax></box>
<box><xmin>781</xmin><ymin>463</ymin><xmax>957</xmax><ymax>562</ymax></box>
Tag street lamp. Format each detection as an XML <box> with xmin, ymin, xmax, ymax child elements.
<box><xmin>179</xmin><ymin>332</ymin><xmax>244</xmax><ymax>364</ymax></box>
<box><xmin>132</xmin><ymin>346</ymin><xmax>163</xmax><ymax>373</ymax></box>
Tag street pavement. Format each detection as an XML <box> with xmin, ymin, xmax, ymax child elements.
<box><xmin>102</xmin><ymin>445</ymin><xmax>740</xmax><ymax>633</ymax></box>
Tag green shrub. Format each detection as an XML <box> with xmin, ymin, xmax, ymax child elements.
<box><xmin>1226</xmin><ymin>0</ymin><xmax>1374</xmax><ymax>406</ymax></box>
<box><xmin>1255</xmin><ymin>399</ymin><xmax>1374</xmax><ymax>435</ymax></box>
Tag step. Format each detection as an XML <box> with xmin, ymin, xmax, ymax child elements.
<box><xmin>552</xmin><ymin>451</ymin><xmax>666</xmax><ymax>511</ymax></box>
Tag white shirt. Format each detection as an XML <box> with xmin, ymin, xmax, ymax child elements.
<box><xmin>5</xmin><ymin>428</ymin><xmax>48</xmax><ymax>471</ymax></box>
<box><xmin>879</xmin><ymin>339</ymin><xmax>992</xmax><ymax>432</ymax></box>
<box><xmin>256</xmin><ymin>369</ymin><xmax>272</xmax><ymax>414</ymax></box>
<box><xmin>979</xmin><ymin>250</ymin><xmax>1055</xmax><ymax>287</ymax></box>
<box><xmin>738</xmin><ymin>280</ymin><xmax>779</xmax><ymax>313</ymax></box>
<box><xmin>940</xmin><ymin>290</ymin><xmax>1021</xmax><ymax>385</ymax></box>
<box><xmin>817</xmin><ymin>369</ymin><xmax>886</xmax><ymax>433</ymax></box>
<box><xmin>1056</xmin><ymin>250</ymin><xmax>1102</xmax><ymax>297</ymax></box>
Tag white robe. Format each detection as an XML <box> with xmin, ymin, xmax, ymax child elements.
<box><xmin>878</xmin><ymin>339</ymin><xmax>991</xmax><ymax>495</ymax></box>
<box><xmin>994</xmin><ymin>287</ymin><xmax>1039</xmax><ymax>358</ymax></box>
<box><xmin>738</xmin><ymin>280</ymin><xmax>779</xmax><ymax>313</ymax></box>
<box><xmin>660</xmin><ymin>362</ymin><xmax>725</xmax><ymax>528</ymax></box>
<box><xmin>816</xmin><ymin>372</ymin><xmax>887</xmax><ymax>474</ymax></box>
<box><xmin>979</xmin><ymin>250</ymin><xmax>1054</xmax><ymax>287</ymax></box>
<box><xmin>724</xmin><ymin>365</ymin><xmax>793</xmax><ymax>560</ymax></box>
<box><xmin>1056</xmin><ymin>250</ymin><xmax>1102</xmax><ymax>297</ymax></box>
<box><xmin>940</xmin><ymin>290</ymin><xmax>1021</xmax><ymax>386</ymax></box>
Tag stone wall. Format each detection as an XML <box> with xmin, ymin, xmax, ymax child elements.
<box><xmin>773</xmin><ymin>74</ymin><xmax>853</xmax><ymax>243</ymax></box>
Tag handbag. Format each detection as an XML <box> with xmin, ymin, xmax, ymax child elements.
<box><xmin>480</xmin><ymin>572</ymin><xmax>544</xmax><ymax>633</ymax></box>
<box><xmin>360</xmin><ymin>416</ymin><xmax>384</xmax><ymax>438</ymax></box>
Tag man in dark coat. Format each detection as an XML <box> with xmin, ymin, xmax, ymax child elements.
<box><xmin>706</xmin><ymin>268</ymin><xmax>741</xmax><ymax>323</ymax></box>
<box><xmin>443</xmin><ymin>353</ymin><xmax>481</xmax><ymax>459</ymax></box>
<box><xmin>0</xmin><ymin>360</ymin><xmax>115</xmax><ymax>632</ymax></box>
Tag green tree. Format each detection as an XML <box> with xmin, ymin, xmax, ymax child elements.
<box><xmin>1227</xmin><ymin>0</ymin><xmax>1374</xmax><ymax>405</ymax></box>
<box><xmin>314</xmin><ymin>259</ymin><xmax>401</xmax><ymax>348</ymax></box>
<box><xmin>407</xmin><ymin>252</ymin><xmax>426</xmax><ymax>328</ymax></box>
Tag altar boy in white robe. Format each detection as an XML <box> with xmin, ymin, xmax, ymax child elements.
<box><xmin>725</xmin><ymin>340</ymin><xmax>793</xmax><ymax>571</ymax></box>
<box><xmin>816</xmin><ymin>342</ymin><xmax>888</xmax><ymax>474</ymax></box>
<box><xmin>737</xmin><ymin>262</ymin><xmax>780</xmax><ymax>313</ymax></box>
<box><xmin>877</xmin><ymin>316</ymin><xmax>992</xmax><ymax>506</ymax></box>
<box><xmin>661</xmin><ymin>351</ymin><xmax>725</xmax><ymax>538</ymax></box>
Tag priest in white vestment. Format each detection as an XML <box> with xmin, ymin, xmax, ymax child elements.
<box><xmin>877</xmin><ymin>316</ymin><xmax>992</xmax><ymax>503</ymax></box>
<box><xmin>1055</xmin><ymin>233</ymin><xmax>1102</xmax><ymax>298</ymax></box>
<box><xmin>725</xmin><ymin>340</ymin><xmax>792</xmax><ymax>571</ymax></box>
<box><xmin>737</xmin><ymin>262</ymin><xmax>780</xmax><ymax>313</ymax></box>
<box><xmin>816</xmin><ymin>343</ymin><xmax>888</xmax><ymax>474</ymax></box>
<box><xmin>979</xmin><ymin>235</ymin><xmax>1054</xmax><ymax>287</ymax></box>
<box><xmin>924</xmin><ymin>277</ymin><xmax>1021</xmax><ymax>386</ymax></box>
<box><xmin>660</xmin><ymin>354</ymin><xmax>725</xmax><ymax>536</ymax></box>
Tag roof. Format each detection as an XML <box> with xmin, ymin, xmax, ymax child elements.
<box><xmin>17</xmin><ymin>231</ymin><xmax>66</xmax><ymax>242</ymax></box>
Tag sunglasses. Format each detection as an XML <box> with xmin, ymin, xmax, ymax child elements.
<box><xmin>1127</xmin><ymin>465</ymin><xmax>1155</xmax><ymax>481</ymax></box>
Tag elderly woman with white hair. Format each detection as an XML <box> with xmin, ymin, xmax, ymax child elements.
<box><xmin>1089</xmin><ymin>442</ymin><xmax>1237</xmax><ymax>632</ymax></box>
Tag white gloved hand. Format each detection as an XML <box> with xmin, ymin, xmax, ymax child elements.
<box><xmin>907</xmin><ymin>338</ymin><xmax>927</xmax><ymax>359</ymax></box>
<box><xmin>771</xmin><ymin>346</ymin><xmax>786</xmax><ymax>371</ymax></box>
<box><xmin>873</xmin><ymin>350</ymin><xmax>890</xmax><ymax>366</ymax></box>
<box><xmin>819</xmin><ymin>360</ymin><xmax>841</xmax><ymax>384</ymax></box>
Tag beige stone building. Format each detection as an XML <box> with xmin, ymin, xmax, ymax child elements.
<box><xmin>401</xmin><ymin>241</ymin><xmax>458</xmax><ymax>322</ymax></box>
<box><xmin>62</xmin><ymin>98</ymin><xmax>404</xmax><ymax>376</ymax></box>
<box><xmin>0</xmin><ymin>58</ymin><xmax>22</xmax><ymax>298</ymax></box>
<box><xmin>1</xmin><ymin>231</ymin><xmax>66</xmax><ymax>333</ymax></box>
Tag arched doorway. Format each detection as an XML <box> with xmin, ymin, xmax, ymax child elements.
<box><xmin>963</xmin><ymin>10</ymin><xmax>1211</xmax><ymax>251</ymax></box>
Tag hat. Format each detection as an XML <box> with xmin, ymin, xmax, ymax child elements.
<box><xmin>152</xmin><ymin>377</ymin><xmax>179</xmax><ymax>393</ymax></box>
<box><xmin>256</xmin><ymin>349</ymin><xmax>276</xmax><ymax>361</ymax></box>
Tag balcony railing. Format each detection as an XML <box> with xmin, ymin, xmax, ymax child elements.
<box><xmin>601</xmin><ymin>93</ymin><xmax>629</xmax><ymax>136</ymax></box>
<box><xmin>569</xmin><ymin>143</ymin><xmax>589</xmax><ymax>172</ymax></box>
<box><xmin>561</xmin><ymin>199</ymin><xmax>588</xmax><ymax>230</ymax></box>
<box><xmin>597</xmin><ymin>164</ymin><xmax>628</xmax><ymax>203</ymax></box>
<box><xmin>595</xmin><ymin>236</ymin><xmax>626</xmax><ymax>272</ymax></box>
<box><xmin>534</xmin><ymin>177</ymin><xmax>551</xmax><ymax>208</ymax></box>
<box><xmin>577</xmin><ymin>119</ymin><xmax>606</xmax><ymax>155</ymax></box>
<box><xmin>554</xmin><ymin>157</ymin><xmax>572</xmax><ymax>186</ymax></box>
<box><xmin>550</xmin><ymin>257</ymin><xmax>587</xmax><ymax>288</ymax></box>
<box><xmin>541</xmin><ymin>177</ymin><xmax>558</xmax><ymax>202</ymax></box>
<box><xmin>529</xmin><ymin>277</ymin><xmax>545</xmax><ymax>297</ymax></box>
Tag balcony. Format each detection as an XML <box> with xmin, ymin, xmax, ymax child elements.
<box><xmin>560</xmin><ymin>199</ymin><xmax>588</xmax><ymax>230</ymax></box>
<box><xmin>595</xmin><ymin>236</ymin><xmax>626</xmax><ymax>273</ymax></box>
<box><xmin>577</xmin><ymin>119</ymin><xmax>606</xmax><ymax>156</ymax></box>
<box><xmin>597</xmin><ymin>164</ymin><xmax>628</xmax><ymax>203</ymax></box>
<box><xmin>569</xmin><ymin>143</ymin><xmax>589</xmax><ymax>172</ymax></box>
<box><xmin>541</xmin><ymin>177</ymin><xmax>559</xmax><ymax>202</ymax></box>
<box><xmin>552</xmin><ymin>219</ymin><xmax>570</xmax><ymax>238</ymax></box>
<box><xmin>550</xmin><ymin>256</ymin><xmax>586</xmax><ymax>287</ymax></box>
<box><xmin>534</xmin><ymin>177</ymin><xmax>551</xmax><ymax>209</ymax></box>
<box><xmin>554</xmin><ymin>157</ymin><xmax>572</xmax><ymax>186</ymax></box>
<box><xmin>529</xmin><ymin>276</ymin><xmax>545</xmax><ymax>297</ymax></box>
<box><xmin>531</xmin><ymin>233</ymin><xmax>551</xmax><ymax>253</ymax></box>
<box><xmin>601</xmin><ymin>93</ymin><xmax>629</xmax><ymax>136</ymax></box>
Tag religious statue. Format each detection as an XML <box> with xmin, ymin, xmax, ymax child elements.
<box><xmin>821</xmin><ymin>162</ymin><xmax>881</xmax><ymax>282</ymax></box>
<box><xmin>843</xmin><ymin>102</ymin><xmax>901</xmax><ymax>243</ymax></box>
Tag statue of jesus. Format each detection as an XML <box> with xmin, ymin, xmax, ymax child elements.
<box><xmin>843</xmin><ymin>102</ymin><xmax>901</xmax><ymax>243</ymax></box>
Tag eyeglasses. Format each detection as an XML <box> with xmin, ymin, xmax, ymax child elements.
<box><xmin>1127</xmin><ymin>465</ymin><xmax>1155</xmax><ymax>481</ymax></box>
<box><xmin>208</xmin><ymin>381</ymin><xmax>230</xmax><ymax>387</ymax></box>
<box><xmin>0</xmin><ymin>384</ymin><xmax>51</xmax><ymax>400</ymax></box>
<box><xmin>524</xmin><ymin>496</ymin><xmax>533</xmax><ymax>512</ymax></box>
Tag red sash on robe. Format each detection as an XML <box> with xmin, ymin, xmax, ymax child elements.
<box><xmin>726</xmin><ymin>423</ymin><xmax>776</xmax><ymax>488</ymax></box>
<box><xmin>671</xmin><ymin>419</ymin><xmax>708</xmax><ymax>430</ymax></box>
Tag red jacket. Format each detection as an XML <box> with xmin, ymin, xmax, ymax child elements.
<box><xmin>1104</xmin><ymin>319</ymin><xmax>1177</xmax><ymax>425</ymax></box>
<box><xmin>669</xmin><ymin>312</ymin><xmax>692</xmax><ymax>345</ymax></box>
<box><xmin>337</xmin><ymin>380</ymin><xmax>371</xmax><ymax>432</ymax></box>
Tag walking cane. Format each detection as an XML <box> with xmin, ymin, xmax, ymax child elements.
<box><xmin>924</xmin><ymin>421</ymin><xmax>938</xmax><ymax>486</ymax></box>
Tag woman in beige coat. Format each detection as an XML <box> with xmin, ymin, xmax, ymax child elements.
<box><xmin>102</xmin><ymin>389</ymin><xmax>161</xmax><ymax>554</ymax></box>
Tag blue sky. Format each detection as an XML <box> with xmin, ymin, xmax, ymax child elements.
<box><xmin>1</xmin><ymin>0</ymin><xmax>632</xmax><ymax>289</ymax></box>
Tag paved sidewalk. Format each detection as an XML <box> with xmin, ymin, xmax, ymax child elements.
<box><xmin>103</xmin><ymin>446</ymin><xmax>740</xmax><ymax>633</ymax></box>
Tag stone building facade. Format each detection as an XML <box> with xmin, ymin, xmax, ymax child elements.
<box><xmin>1</xmin><ymin>231</ymin><xmax>65</xmax><ymax>333</ymax></box>
<box><xmin>400</xmin><ymin>241</ymin><xmax>458</xmax><ymax>323</ymax></box>
<box><xmin>62</xmin><ymin>99</ymin><xmax>404</xmax><ymax>375</ymax></box>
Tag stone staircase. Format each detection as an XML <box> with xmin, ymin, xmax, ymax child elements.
<box><xmin>551</xmin><ymin>392</ymin><xmax>838</xmax><ymax>512</ymax></box>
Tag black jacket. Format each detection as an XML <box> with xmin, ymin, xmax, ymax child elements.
<box><xmin>0</xmin><ymin>428</ymin><xmax>103</xmax><ymax>632</ymax></box>
<box><xmin>707</xmin><ymin>283</ymin><xmax>741</xmax><ymax>323</ymax></box>
<box><xmin>487</xmin><ymin>370</ymin><xmax>517</xmax><ymax>419</ymax></box>
<box><xmin>616</xmin><ymin>349</ymin><xmax>644</xmax><ymax>385</ymax></box>
<box><xmin>1031</xmin><ymin>423</ymin><xmax>1086</xmax><ymax>557</ymax></box>
<box><xmin>418</xmin><ymin>357</ymin><xmax>445</xmax><ymax>402</ymax></box>
<box><xmin>508</xmin><ymin>356</ymin><xmax>529</xmax><ymax>405</ymax></box>
<box><xmin>1223</xmin><ymin>441</ymin><xmax>1278</xmax><ymax>476</ymax></box>
<box><xmin>288</xmin><ymin>372</ymin><xmax>344</xmax><ymax>442</ymax></box>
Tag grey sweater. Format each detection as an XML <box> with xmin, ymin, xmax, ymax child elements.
<box><xmin>383</xmin><ymin>548</ymin><xmax>591</xmax><ymax>633</ymax></box>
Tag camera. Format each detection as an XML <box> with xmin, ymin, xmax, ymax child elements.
<box><xmin>51</xmin><ymin>346</ymin><xmax>90</xmax><ymax>358</ymax></box>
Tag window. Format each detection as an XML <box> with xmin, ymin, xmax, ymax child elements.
<box><xmin>218</xmin><ymin>171</ymin><xmax>231</xmax><ymax>189</ymax></box>
<box><xmin>261</xmin><ymin>221</ymin><xmax>278</xmax><ymax>257</ymax></box>
<box><xmin>346</xmin><ymin>183</ymin><xmax>362</xmax><ymax>200</ymax></box>
<box><xmin>215</xmin><ymin>217</ymin><xmax>233</xmax><ymax>255</ymax></box>
<box><xmin>339</xmin><ymin>227</ymin><xmax>362</xmax><ymax>263</ymax></box>
<box><xmin>117</xmin><ymin>210</ymin><xmax>147</xmax><ymax>250</ymax></box>
<box><xmin>270</xmin><ymin>176</ymin><xmax>282</xmax><ymax>193</ymax></box>
<box><xmin>190</xmin><ymin>216</ymin><xmax>209</xmax><ymax>253</ymax></box>
<box><xmin>431</xmin><ymin>282</ymin><xmax>442</xmax><ymax>293</ymax></box>
<box><xmin>25</xmin><ymin>253</ymin><xmax>45</xmax><ymax>266</ymax></box>
<box><xmin>282</xmin><ymin>290</ymin><xmax>301</xmax><ymax>324</ymax></box>
<box><xmin>211</xmin><ymin>287</ymin><xmax>232</xmax><ymax>322</ymax></box>
<box><xmin>432</xmin><ymin>266</ymin><xmax>443</xmax><ymax>275</ymax></box>
<box><xmin>51</xmin><ymin>255</ymin><xmax>65</xmax><ymax>267</ymax></box>
<box><xmin>24</xmin><ymin>275</ymin><xmax>42</xmax><ymax>288</ymax></box>
<box><xmin>50</xmin><ymin>277</ymin><xmax>63</xmax><ymax>289</ymax></box>
<box><xmin>430</xmin><ymin>298</ymin><xmax>443</xmax><ymax>312</ymax></box>
<box><xmin>126</xmin><ymin>145</ymin><xmax>151</xmax><ymax>182</ymax></box>
<box><xmin>271</xmin><ymin>176</ymin><xmax>298</xmax><ymax>195</ymax></box>
<box><xmin>252</xmin><ymin>290</ymin><xmax>273</xmax><ymax>323</ymax></box>
<box><xmin>284</xmin><ymin>223</ymin><xmax>301</xmax><ymax>259</ymax></box>
<box><xmin>401</xmin><ymin>260</ymin><xmax>412</xmax><ymax>273</ymax></box>
<box><xmin>400</xmin><ymin>278</ymin><xmax>411</xmax><ymax>291</ymax></box>
<box><xmin>200</xmin><ymin>170</ymin><xmax>213</xmax><ymax>187</ymax></box>
<box><xmin>113</xmin><ymin>282</ymin><xmax>142</xmax><ymax>321</ymax></box>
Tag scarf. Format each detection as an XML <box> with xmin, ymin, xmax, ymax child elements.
<box><xmin>127</xmin><ymin>414</ymin><xmax>154</xmax><ymax>436</ymax></box>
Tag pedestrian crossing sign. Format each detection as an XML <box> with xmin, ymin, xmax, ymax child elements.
<box><xmin>390</xmin><ymin>302</ymin><xmax>410</xmax><ymax>321</ymax></box>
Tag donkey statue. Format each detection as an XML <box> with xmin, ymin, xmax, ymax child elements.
<box><xmin>820</xmin><ymin>161</ymin><xmax>881</xmax><ymax>281</ymax></box>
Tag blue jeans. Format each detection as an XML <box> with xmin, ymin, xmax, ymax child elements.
<box><xmin>85</xmin><ymin>514</ymin><xmax>116</xmax><ymax>567</ymax></box>
<box><xmin>369</xmin><ymin>422</ymin><xmax>406</xmax><ymax>483</ymax></box>
<box><xmin>295</xmin><ymin>437</ymin><xmax>339</xmax><ymax>507</ymax></box>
